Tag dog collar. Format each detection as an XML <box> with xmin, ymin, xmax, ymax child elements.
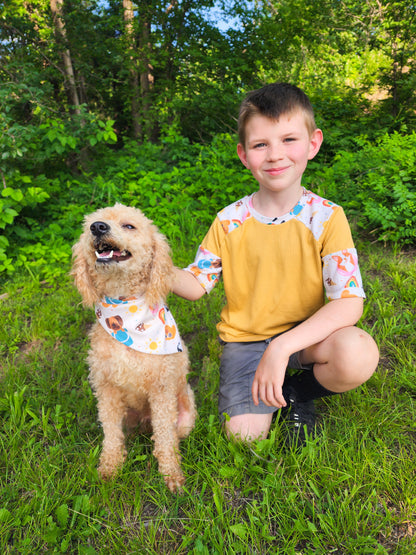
<box><xmin>95</xmin><ymin>296</ymin><xmax>183</xmax><ymax>355</ymax></box>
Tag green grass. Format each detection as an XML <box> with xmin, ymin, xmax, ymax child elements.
<box><xmin>0</xmin><ymin>240</ymin><xmax>415</xmax><ymax>554</ymax></box>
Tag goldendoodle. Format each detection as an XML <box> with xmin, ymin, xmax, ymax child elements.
<box><xmin>71</xmin><ymin>203</ymin><xmax>196</xmax><ymax>492</ymax></box>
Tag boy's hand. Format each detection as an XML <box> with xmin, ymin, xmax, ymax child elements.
<box><xmin>251</xmin><ymin>341</ymin><xmax>288</xmax><ymax>408</ymax></box>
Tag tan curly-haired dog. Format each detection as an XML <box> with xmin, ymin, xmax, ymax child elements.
<box><xmin>71</xmin><ymin>204</ymin><xmax>196</xmax><ymax>492</ymax></box>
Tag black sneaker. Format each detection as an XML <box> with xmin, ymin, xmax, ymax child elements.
<box><xmin>282</xmin><ymin>387</ymin><xmax>316</xmax><ymax>446</ymax></box>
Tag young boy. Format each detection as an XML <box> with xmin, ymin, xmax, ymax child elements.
<box><xmin>173</xmin><ymin>83</ymin><xmax>379</xmax><ymax>443</ymax></box>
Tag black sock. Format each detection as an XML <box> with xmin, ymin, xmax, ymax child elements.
<box><xmin>283</xmin><ymin>369</ymin><xmax>338</xmax><ymax>404</ymax></box>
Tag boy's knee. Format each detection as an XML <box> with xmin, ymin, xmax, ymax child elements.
<box><xmin>332</xmin><ymin>327</ymin><xmax>379</xmax><ymax>380</ymax></box>
<box><xmin>224</xmin><ymin>413</ymin><xmax>273</xmax><ymax>442</ymax></box>
<box><xmin>314</xmin><ymin>327</ymin><xmax>378</xmax><ymax>393</ymax></box>
<box><xmin>358</xmin><ymin>329</ymin><xmax>379</xmax><ymax>368</ymax></box>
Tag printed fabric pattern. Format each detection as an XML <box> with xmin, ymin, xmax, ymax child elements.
<box><xmin>95</xmin><ymin>296</ymin><xmax>183</xmax><ymax>354</ymax></box>
<box><xmin>185</xmin><ymin>190</ymin><xmax>365</xmax><ymax>300</ymax></box>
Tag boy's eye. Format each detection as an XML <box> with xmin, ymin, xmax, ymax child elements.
<box><xmin>253</xmin><ymin>142</ymin><xmax>267</xmax><ymax>149</ymax></box>
<box><xmin>283</xmin><ymin>137</ymin><xmax>296</xmax><ymax>143</ymax></box>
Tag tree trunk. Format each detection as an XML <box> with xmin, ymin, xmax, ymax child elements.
<box><xmin>138</xmin><ymin>17</ymin><xmax>154</xmax><ymax>139</ymax></box>
<box><xmin>123</xmin><ymin>0</ymin><xmax>142</xmax><ymax>139</ymax></box>
<box><xmin>50</xmin><ymin>0</ymin><xmax>81</xmax><ymax>115</ymax></box>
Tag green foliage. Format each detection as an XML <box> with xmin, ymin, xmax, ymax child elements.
<box><xmin>0</xmin><ymin>131</ymin><xmax>251</xmax><ymax>281</ymax></box>
<box><xmin>0</xmin><ymin>77</ymin><xmax>119</xmax><ymax>277</ymax></box>
<box><xmin>39</xmin><ymin>116</ymin><xmax>117</xmax><ymax>156</ymax></box>
<box><xmin>115</xmin><ymin>133</ymin><xmax>253</xmax><ymax>237</ymax></box>
<box><xmin>3</xmin><ymin>0</ymin><xmax>414</xmax><ymax>145</ymax></box>
<box><xmin>306</xmin><ymin>131</ymin><xmax>416</xmax><ymax>245</ymax></box>
<box><xmin>260</xmin><ymin>0</ymin><xmax>416</xmax><ymax>135</ymax></box>
<box><xmin>0</xmin><ymin>93</ymin><xmax>118</xmax><ymax>176</ymax></box>
<box><xmin>2</xmin><ymin>126</ymin><xmax>415</xmax><ymax>283</ymax></box>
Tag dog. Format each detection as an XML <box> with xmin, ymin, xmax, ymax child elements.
<box><xmin>71</xmin><ymin>203</ymin><xmax>196</xmax><ymax>492</ymax></box>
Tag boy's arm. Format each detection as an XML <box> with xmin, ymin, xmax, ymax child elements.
<box><xmin>251</xmin><ymin>297</ymin><xmax>364</xmax><ymax>408</ymax></box>
<box><xmin>172</xmin><ymin>267</ymin><xmax>206</xmax><ymax>301</ymax></box>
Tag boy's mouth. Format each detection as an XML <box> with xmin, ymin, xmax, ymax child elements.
<box><xmin>265</xmin><ymin>165</ymin><xmax>291</xmax><ymax>175</ymax></box>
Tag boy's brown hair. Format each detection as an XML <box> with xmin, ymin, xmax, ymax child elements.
<box><xmin>238</xmin><ymin>83</ymin><xmax>317</xmax><ymax>146</ymax></box>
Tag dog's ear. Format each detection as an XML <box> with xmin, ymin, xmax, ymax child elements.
<box><xmin>71</xmin><ymin>235</ymin><xmax>99</xmax><ymax>307</ymax></box>
<box><xmin>145</xmin><ymin>229</ymin><xmax>174</xmax><ymax>307</ymax></box>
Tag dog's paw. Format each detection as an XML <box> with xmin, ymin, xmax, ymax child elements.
<box><xmin>97</xmin><ymin>450</ymin><xmax>126</xmax><ymax>480</ymax></box>
<box><xmin>165</xmin><ymin>472</ymin><xmax>185</xmax><ymax>493</ymax></box>
<box><xmin>97</xmin><ymin>463</ymin><xmax>119</xmax><ymax>480</ymax></box>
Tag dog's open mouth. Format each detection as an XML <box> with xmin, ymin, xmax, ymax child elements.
<box><xmin>95</xmin><ymin>243</ymin><xmax>132</xmax><ymax>263</ymax></box>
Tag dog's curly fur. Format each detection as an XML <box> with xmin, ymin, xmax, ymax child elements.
<box><xmin>71</xmin><ymin>204</ymin><xmax>196</xmax><ymax>492</ymax></box>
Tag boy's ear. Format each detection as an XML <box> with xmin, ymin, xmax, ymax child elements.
<box><xmin>237</xmin><ymin>143</ymin><xmax>249</xmax><ymax>169</ymax></box>
<box><xmin>308</xmin><ymin>129</ymin><xmax>323</xmax><ymax>160</ymax></box>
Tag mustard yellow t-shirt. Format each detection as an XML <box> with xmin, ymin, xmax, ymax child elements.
<box><xmin>185</xmin><ymin>190</ymin><xmax>365</xmax><ymax>342</ymax></box>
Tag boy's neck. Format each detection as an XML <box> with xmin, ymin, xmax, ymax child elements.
<box><xmin>252</xmin><ymin>185</ymin><xmax>305</xmax><ymax>218</ymax></box>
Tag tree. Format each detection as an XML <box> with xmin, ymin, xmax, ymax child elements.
<box><xmin>1</xmin><ymin>0</ymin><xmax>415</xmax><ymax>149</ymax></box>
<box><xmin>372</xmin><ymin>1</ymin><xmax>416</xmax><ymax>122</ymax></box>
<box><xmin>254</xmin><ymin>0</ymin><xmax>416</xmax><ymax>131</ymax></box>
<box><xmin>50</xmin><ymin>0</ymin><xmax>82</xmax><ymax>114</ymax></box>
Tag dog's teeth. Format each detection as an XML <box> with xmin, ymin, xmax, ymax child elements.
<box><xmin>95</xmin><ymin>250</ymin><xmax>114</xmax><ymax>259</ymax></box>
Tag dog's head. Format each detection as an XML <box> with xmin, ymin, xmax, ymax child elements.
<box><xmin>71</xmin><ymin>204</ymin><xmax>174</xmax><ymax>307</ymax></box>
<box><xmin>105</xmin><ymin>315</ymin><xmax>124</xmax><ymax>331</ymax></box>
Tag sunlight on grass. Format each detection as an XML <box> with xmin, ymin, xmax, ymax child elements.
<box><xmin>0</xmin><ymin>236</ymin><xmax>415</xmax><ymax>553</ymax></box>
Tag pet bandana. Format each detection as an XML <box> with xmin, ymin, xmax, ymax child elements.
<box><xmin>95</xmin><ymin>296</ymin><xmax>183</xmax><ymax>354</ymax></box>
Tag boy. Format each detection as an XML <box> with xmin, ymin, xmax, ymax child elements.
<box><xmin>173</xmin><ymin>83</ymin><xmax>379</xmax><ymax>443</ymax></box>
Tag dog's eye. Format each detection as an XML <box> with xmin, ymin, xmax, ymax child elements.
<box><xmin>122</xmin><ymin>224</ymin><xmax>136</xmax><ymax>230</ymax></box>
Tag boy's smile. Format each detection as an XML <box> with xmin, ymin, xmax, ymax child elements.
<box><xmin>237</xmin><ymin>112</ymin><xmax>323</xmax><ymax>215</ymax></box>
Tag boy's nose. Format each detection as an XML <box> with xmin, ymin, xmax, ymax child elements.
<box><xmin>266</xmin><ymin>144</ymin><xmax>283</xmax><ymax>161</ymax></box>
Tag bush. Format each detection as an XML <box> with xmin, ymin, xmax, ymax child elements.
<box><xmin>306</xmin><ymin>131</ymin><xmax>416</xmax><ymax>245</ymax></box>
<box><xmin>1</xmin><ymin>132</ymin><xmax>254</xmax><ymax>283</ymax></box>
<box><xmin>3</xmin><ymin>128</ymin><xmax>415</xmax><ymax>284</ymax></box>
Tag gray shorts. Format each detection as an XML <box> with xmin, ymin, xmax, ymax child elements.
<box><xmin>218</xmin><ymin>336</ymin><xmax>313</xmax><ymax>419</ymax></box>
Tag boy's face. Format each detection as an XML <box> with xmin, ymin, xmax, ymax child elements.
<box><xmin>237</xmin><ymin>111</ymin><xmax>323</xmax><ymax>196</ymax></box>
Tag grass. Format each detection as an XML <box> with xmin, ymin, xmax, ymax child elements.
<box><xmin>0</xmin><ymin>238</ymin><xmax>415</xmax><ymax>554</ymax></box>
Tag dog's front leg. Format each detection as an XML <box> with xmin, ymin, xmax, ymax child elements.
<box><xmin>95</xmin><ymin>384</ymin><xmax>127</xmax><ymax>479</ymax></box>
<box><xmin>148</xmin><ymin>388</ymin><xmax>184</xmax><ymax>493</ymax></box>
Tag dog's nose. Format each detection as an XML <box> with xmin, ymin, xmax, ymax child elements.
<box><xmin>90</xmin><ymin>221</ymin><xmax>110</xmax><ymax>237</ymax></box>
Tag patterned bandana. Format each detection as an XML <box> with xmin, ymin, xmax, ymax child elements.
<box><xmin>95</xmin><ymin>296</ymin><xmax>183</xmax><ymax>355</ymax></box>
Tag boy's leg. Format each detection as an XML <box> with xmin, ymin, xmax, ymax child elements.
<box><xmin>219</xmin><ymin>340</ymin><xmax>277</xmax><ymax>442</ymax></box>
<box><xmin>222</xmin><ymin>327</ymin><xmax>379</xmax><ymax>443</ymax></box>
<box><xmin>225</xmin><ymin>412</ymin><xmax>274</xmax><ymax>442</ymax></box>
<box><xmin>281</xmin><ymin>325</ymin><xmax>378</xmax><ymax>444</ymax></box>
<box><xmin>298</xmin><ymin>326</ymin><xmax>379</xmax><ymax>394</ymax></box>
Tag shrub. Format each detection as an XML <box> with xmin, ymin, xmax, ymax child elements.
<box><xmin>3</xmin><ymin>129</ymin><xmax>415</xmax><ymax>284</ymax></box>
<box><xmin>1</xmin><ymin>132</ymin><xmax>254</xmax><ymax>282</ymax></box>
<box><xmin>306</xmin><ymin>131</ymin><xmax>416</xmax><ymax>245</ymax></box>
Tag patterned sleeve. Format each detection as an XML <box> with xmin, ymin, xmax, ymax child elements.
<box><xmin>322</xmin><ymin>248</ymin><xmax>366</xmax><ymax>300</ymax></box>
<box><xmin>318</xmin><ymin>205</ymin><xmax>366</xmax><ymax>301</ymax></box>
<box><xmin>184</xmin><ymin>246</ymin><xmax>222</xmax><ymax>294</ymax></box>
